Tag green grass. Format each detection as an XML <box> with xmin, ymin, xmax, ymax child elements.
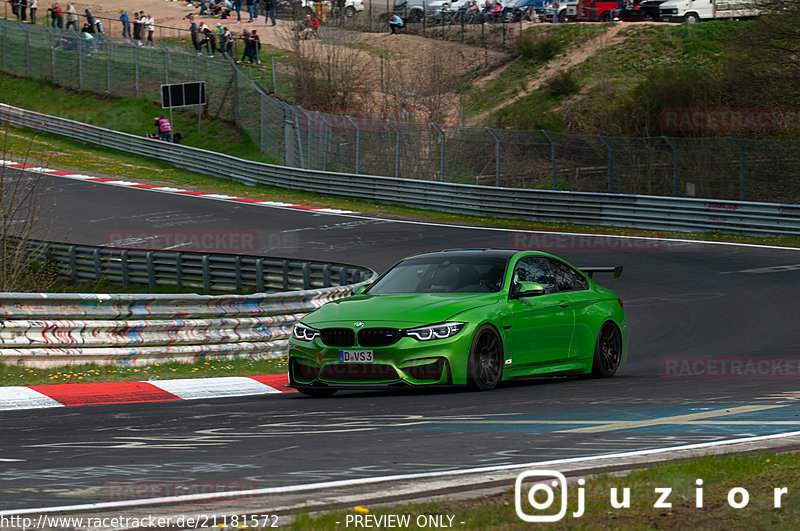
<box><xmin>289</xmin><ymin>451</ymin><xmax>800</xmax><ymax>529</ymax></box>
<box><xmin>0</xmin><ymin>357</ymin><xmax>287</xmax><ymax>386</ymax></box>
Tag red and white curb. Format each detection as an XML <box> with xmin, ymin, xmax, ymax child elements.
<box><xmin>0</xmin><ymin>160</ymin><xmax>355</xmax><ymax>215</ymax></box>
<box><xmin>0</xmin><ymin>374</ymin><xmax>294</xmax><ymax>411</ymax></box>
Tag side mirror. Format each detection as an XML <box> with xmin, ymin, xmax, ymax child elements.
<box><xmin>353</xmin><ymin>283</ymin><xmax>371</xmax><ymax>295</ymax></box>
<box><xmin>511</xmin><ymin>281</ymin><xmax>545</xmax><ymax>299</ymax></box>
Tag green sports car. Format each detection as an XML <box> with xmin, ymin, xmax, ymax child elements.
<box><xmin>288</xmin><ymin>249</ymin><xmax>627</xmax><ymax>396</ymax></box>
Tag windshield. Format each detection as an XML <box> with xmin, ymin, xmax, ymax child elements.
<box><xmin>366</xmin><ymin>255</ymin><xmax>509</xmax><ymax>294</ymax></box>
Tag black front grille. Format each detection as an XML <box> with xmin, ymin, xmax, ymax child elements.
<box><xmin>320</xmin><ymin>363</ymin><xmax>399</xmax><ymax>381</ymax></box>
<box><xmin>320</xmin><ymin>328</ymin><xmax>355</xmax><ymax>347</ymax></box>
<box><xmin>358</xmin><ymin>328</ymin><xmax>403</xmax><ymax>347</ymax></box>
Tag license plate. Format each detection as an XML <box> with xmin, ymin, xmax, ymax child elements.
<box><xmin>338</xmin><ymin>350</ymin><xmax>374</xmax><ymax>363</ymax></box>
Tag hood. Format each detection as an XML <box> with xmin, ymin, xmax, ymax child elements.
<box><xmin>303</xmin><ymin>293</ymin><xmax>499</xmax><ymax>327</ymax></box>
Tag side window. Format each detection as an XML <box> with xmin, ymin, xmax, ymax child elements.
<box><xmin>512</xmin><ymin>257</ymin><xmax>557</xmax><ymax>294</ymax></box>
<box><xmin>550</xmin><ymin>259</ymin><xmax>589</xmax><ymax>292</ymax></box>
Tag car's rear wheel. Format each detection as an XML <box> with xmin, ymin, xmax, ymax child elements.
<box><xmin>592</xmin><ymin>322</ymin><xmax>622</xmax><ymax>378</ymax></box>
<box><xmin>345</xmin><ymin>6</ymin><xmax>356</xmax><ymax>17</ymax></box>
<box><xmin>297</xmin><ymin>387</ymin><xmax>337</xmax><ymax>397</ymax></box>
<box><xmin>468</xmin><ymin>325</ymin><xmax>503</xmax><ymax>391</ymax></box>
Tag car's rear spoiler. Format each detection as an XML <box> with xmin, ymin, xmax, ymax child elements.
<box><xmin>579</xmin><ymin>266</ymin><xmax>623</xmax><ymax>279</ymax></box>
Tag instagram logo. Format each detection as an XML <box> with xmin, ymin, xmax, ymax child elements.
<box><xmin>515</xmin><ymin>470</ymin><xmax>585</xmax><ymax>522</ymax></box>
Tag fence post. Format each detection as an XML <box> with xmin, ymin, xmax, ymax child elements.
<box><xmin>176</xmin><ymin>253</ymin><xmax>183</xmax><ymax>292</ymax></box>
<box><xmin>271</xmin><ymin>56</ymin><xmax>277</xmax><ymax>94</ymax></box>
<box><xmin>662</xmin><ymin>135</ymin><xmax>679</xmax><ymax>196</ymax></box>
<box><xmin>283</xmin><ymin>103</ymin><xmax>296</xmax><ymax>167</ymax></box>
<box><xmin>68</xmin><ymin>246</ymin><xmax>77</xmax><ymax>282</ymax></box>
<box><xmin>485</xmin><ymin>126</ymin><xmax>501</xmax><ymax>187</ymax></box>
<box><xmin>256</xmin><ymin>258</ymin><xmax>265</xmax><ymax>292</ymax></box>
<box><xmin>121</xmin><ymin>250</ymin><xmax>129</xmax><ymax>287</ymax></box>
<box><xmin>431</xmin><ymin>122</ymin><xmax>445</xmax><ymax>182</ymax></box>
<box><xmin>107</xmin><ymin>40</ymin><xmax>112</xmax><ymax>94</ymax></box>
<box><xmin>93</xmin><ymin>248</ymin><xmax>102</xmax><ymax>281</ymax></box>
<box><xmin>260</xmin><ymin>95</ymin><xmax>266</xmax><ymax>153</ymax></box>
<box><xmin>282</xmin><ymin>260</ymin><xmax>289</xmax><ymax>291</ymax></box>
<box><xmin>51</xmin><ymin>28</ymin><xmax>56</xmax><ymax>82</ymax></box>
<box><xmin>25</xmin><ymin>27</ymin><xmax>30</xmax><ymax>77</ymax></box>
<box><xmin>202</xmin><ymin>254</ymin><xmax>211</xmax><ymax>293</ymax></box>
<box><xmin>541</xmin><ymin>129</ymin><xmax>557</xmax><ymax>190</ymax></box>
<box><xmin>146</xmin><ymin>251</ymin><xmax>155</xmax><ymax>290</ymax></box>
<box><xmin>388</xmin><ymin>120</ymin><xmax>401</xmax><ymax>178</ymax></box>
<box><xmin>729</xmin><ymin>137</ymin><xmax>747</xmax><ymax>201</ymax></box>
<box><xmin>164</xmin><ymin>48</ymin><xmax>170</xmax><ymax>84</ymax></box>
<box><xmin>135</xmin><ymin>45</ymin><xmax>140</xmax><ymax>96</ymax></box>
<box><xmin>78</xmin><ymin>35</ymin><xmax>83</xmax><ymax>90</ymax></box>
<box><xmin>323</xmin><ymin>264</ymin><xmax>332</xmax><ymax>287</ymax></box>
<box><xmin>347</xmin><ymin>116</ymin><xmax>361</xmax><ymax>174</ymax></box>
<box><xmin>299</xmin><ymin>107</ymin><xmax>312</xmax><ymax>169</ymax></box>
<box><xmin>302</xmin><ymin>262</ymin><xmax>311</xmax><ymax>290</ymax></box>
<box><xmin>319</xmin><ymin>114</ymin><xmax>331</xmax><ymax>171</ymax></box>
<box><xmin>598</xmin><ymin>134</ymin><xmax>614</xmax><ymax>193</ymax></box>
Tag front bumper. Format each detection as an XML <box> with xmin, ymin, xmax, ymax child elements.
<box><xmin>288</xmin><ymin>328</ymin><xmax>476</xmax><ymax>388</ymax></box>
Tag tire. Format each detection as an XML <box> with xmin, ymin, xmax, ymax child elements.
<box><xmin>684</xmin><ymin>13</ymin><xmax>699</xmax><ymax>23</ymax></box>
<box><xmin>345</xmin><ymin>6</ymin><xmax>355</xmax><ymax>17</ymax></box>
<box><xmin>467</xmin><ymin>325</ymin><xmax>503</xmax><ymax>391</ymax></box>
<box><xmin>297</xmin><ymin>387</ymin><xmax>337</xmax><ymax>397</ymax></box>
<box><xmin>592</xmin><ymin>322</ymin><xmax>622</xmax><ymax>378</ymax></box>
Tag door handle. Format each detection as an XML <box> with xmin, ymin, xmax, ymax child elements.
<box><xmin>558</xmin><ymin>300</ymin><xmax>570</xmax><ymax>308</ymax></box>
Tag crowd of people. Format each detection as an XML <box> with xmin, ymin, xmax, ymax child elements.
<box><xmin>118</xmin><ymin>10</ymin><xmax>156</xmax><ymax>47</ymax></box>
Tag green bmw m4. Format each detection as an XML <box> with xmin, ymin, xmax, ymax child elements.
<box><xmin>288</xmin><ymin>249</ymin><xmax>627</xmax><ymax>396</ymax></box>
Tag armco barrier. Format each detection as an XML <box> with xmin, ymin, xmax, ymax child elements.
<box><xmin>2</xmin><ymin>104</ymin><xmax>799</xmax><ymax>236</ymax></box>
<box><xmin>31</xmin><ymin>240</ymin><xmax>372</xmax><ymax>294</ymax></box>
<box><xmin>0</xmin><ymin>287</ymin><xmax>360</xmax><ymax>368</ymax></box>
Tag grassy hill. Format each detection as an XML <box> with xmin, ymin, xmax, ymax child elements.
<box><xmin>464</xmin><ymin>17</ymin><xmax>800</xmax><ymax>138</ymax></box>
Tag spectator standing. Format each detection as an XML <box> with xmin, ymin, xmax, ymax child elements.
<box><xmin>189</xmin><ymin>18</ymin><xmax>201</xmax><ymax>54</ymax></box>
<box><xmin>83</xmin><ymin>8</ymin><xmax>94</xmax><ymax>28</ymax></box>
<box><xmin>49</xmin><ymin>3</ymin><xmax>63</xmax><ymax>29</ymax></box>
<box><xmin>64</xmin><ymin>2</ymin><xmax>77</xmax><ymax>30</ymax></box>
<box><xmin>231</xmin><ymin>0</ymin><xmax>241</xmax><ymax>22</ymax></box>
<box><xmin>244</xmin><ymin>0</ymin><xmax>254</xmax><ymax>21</ymax></box>
<box><xmin>251</xmin><ymin>29</ymin><xmax>260</xmax><ymax>63</ymax></box>
<box><xmin>120</xmin><ymin>10</ymin><xmax>131</xmax><ymax>40</ymax></box>
<box><xmin>18</xmin><ymin>0</ymin><xmax>27</xmax><ymax>21</ymax></box>
<box><xmin>222</xmin><ymin>26</ymin><xmax>234</xmax><ymax>57</ymax></box>
<box><xmin>263</xmin><ymin>0</ymin><xmax>276</xmax><ymax>25</ymax></box>
<box><xmin>29</xmin><ymin>0</ymin><xmax>37</xmax><ymax>23</ymax></box>
<box><xmin>336</xmin><ymin>0</ymin><xmax>346</xmax><ymax>23</ymax></box>
<box><xmin>238</xmin><ymin>29</ymin><xmax>251</xmax><ymax>62</ymax></box>
<box><xmin>155</xmin><ymin>115</ymin><xmax>173</xmax><ymax>143</ymax></box>
<box><xmin>146</xmin><ymin>14</ymin><xmax>155</xmax><ymax>47</ymax></box>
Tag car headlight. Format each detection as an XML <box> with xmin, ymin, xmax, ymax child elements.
<box><xmin>405</xmin><ymin>322</ymin><xmax>465</xmax><ymax>341</ymax></box>
<box><xmin>292</xmin><ymin>322</ymin><xmax>320</xmax><ymax>341</ymax></box>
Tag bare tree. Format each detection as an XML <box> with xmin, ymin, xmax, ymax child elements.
<box><xmin>0</xmin><ymin>121</ymin><xmax>58</xmax><ymax>292</ymax></box>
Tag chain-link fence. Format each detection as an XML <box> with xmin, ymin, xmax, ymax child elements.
<box><xmin>1</xmin><ymin>18</ymin><xmax>799</xmax><ymax>204</ymax></box>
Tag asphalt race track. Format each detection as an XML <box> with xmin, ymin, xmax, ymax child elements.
<box><xmin>2</xmin><ymin>171</ymin><xmax>800</xmax><ymax>512</ymax></box>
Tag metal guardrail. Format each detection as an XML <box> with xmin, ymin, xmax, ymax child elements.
<box><xmin>0</xmin><ymin>287</ymin><xmax>359</xmax><ymax>368</ymax></box>
<box><xmin>30</xmin><ymin>240</ymin><xmax>373</xmax><ymax>294</ymax></box>
<box><xmin>0</xmin><ymin>240</ymin><xmax>375</xmax><ymax>368</ymax></box>
<box><xmin>2</xmin><ymin>104</ymin><xmax>799</xmax><ymax>236</ymax></box>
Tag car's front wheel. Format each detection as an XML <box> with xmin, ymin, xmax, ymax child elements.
<box><xmin>592</xmin><ymin>322</ymin><xmax>622</xmax><ymax>378</ymax></box>
<box><xmin>467</xmin><ymin>325</ymin><xmax>503</xmax><ymax>391</ymax></box>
